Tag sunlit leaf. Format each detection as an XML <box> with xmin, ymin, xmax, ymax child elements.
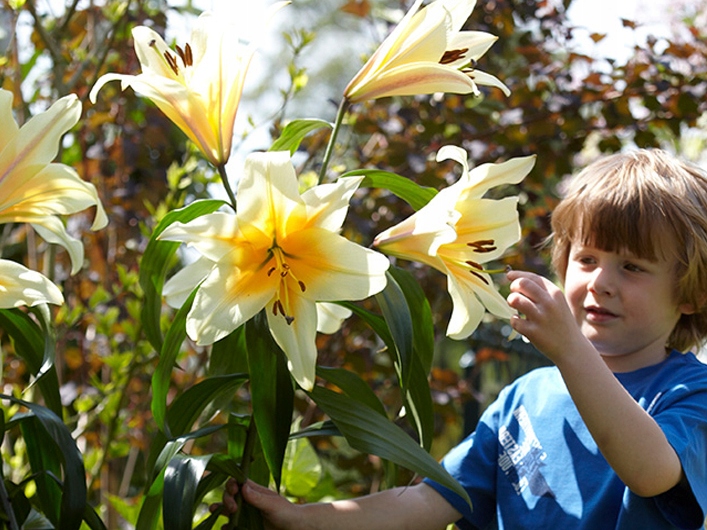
<box><xmin>151</xmin><ymin>288</ymin><xmax>197</xmax><ymax>435</ymax></box>
<box><xmin>269</xmin><ymin>119</ymin><xmax>332</xmax><ymax>154</ymax></box>
<box><xmin>308</xmin><ymin>386</ymin><xmax>471</xmax><ymax>509</ymax></box>
<box><xmin>341</xmin><ymin>169</ymin><xmax>437</xmax><ymax>210</ymax></box>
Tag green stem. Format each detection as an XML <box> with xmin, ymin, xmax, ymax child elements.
<box><xmin>317</xmin><ymin>98</ymin><xmax>350</xmax><ymax>184</ymax></box>
<box><xmin>218</xmin><ymin>164</ymin><xmax>238</xmax><ymax>211</ymax></box>
<box><xmin>227</xmin><ymin>418</ymin><xmax>259</xmax><ymax>529</ymax></box>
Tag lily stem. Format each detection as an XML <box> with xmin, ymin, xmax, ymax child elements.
<box><xmin>227</xmin><ymin>417</ymin><xmax>258</xmax><ymax>529</ymax></box>
<box><xmin>317</xmin><ymin>97</ymin><xmax>350</xmax><ymax>184</ymax></box>
<box><xmin>218</xmin><ymin>164</ymin><xmax>238</xmax><ymax>211</ymax></box>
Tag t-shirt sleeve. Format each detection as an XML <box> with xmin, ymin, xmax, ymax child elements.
<box><xmin>423</xmin><ymin>389</ymin><xmax>507</xmax><ymax>530</ymax></box>
<box><xmin>652</xmin><ymin>379</ymin><xmax>707</xmax><ymax>528</ymax></box>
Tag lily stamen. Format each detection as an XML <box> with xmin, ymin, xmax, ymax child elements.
<box><xmin>163</xmin><ymin>51</ymin><xmax>180</xmax><ymax>75</ymax></box>
<box><xmin>175</xmin><ymin>43</ymin><xmax>193</xmax><ymax>67</ymax></box>
<box><xmin>440</xmin><ymin>48</ymin><xmax>469</xmax><ymax>65</ymax></box>
<box><xmin>468</xmin><ymin>239</ymin><xmax>497</xmax><ymax>253</ymax></box>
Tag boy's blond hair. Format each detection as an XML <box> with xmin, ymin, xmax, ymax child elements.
<box><xmin>551</xmin><ymin>149</ymin><xmax>707</xmax><ymax>353</ymax></box>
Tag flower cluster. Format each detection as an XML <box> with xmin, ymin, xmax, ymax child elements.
<box><xmin>0</xmin><ymin>89</ymin><xmax>106</xmax><ymax>309</ymax></box>
<box><xmin>90</xmin><ymin>0</ymin><xmax>534</xmax><ymax>390</ymax></box>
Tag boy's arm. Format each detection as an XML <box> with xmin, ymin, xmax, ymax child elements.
<box><xmin>222</xmin><ymin>480</ymin><xmax>462</xmax><ymax>530</ymax></box>
<box><xmin>506</xmin><ymin>270</ymin><xmax>683</xmax><ymax>498</ymax></box>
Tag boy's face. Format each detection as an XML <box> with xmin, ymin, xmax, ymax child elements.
<box><xmin>564</xmin><ymin>243</ymin><xmax>691</xmax><ymax>372</ymax></box>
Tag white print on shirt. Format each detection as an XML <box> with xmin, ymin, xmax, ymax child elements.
<box><xmin>497</xmin><ymin>405</ymin><xmax>554</xmax><ymax>498</ymax></box>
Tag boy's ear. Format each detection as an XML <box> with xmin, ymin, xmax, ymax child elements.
<box><xmin>679</xmin><ymin>293</ymin><xmax>707</xmax><ymax>315</ymax></box>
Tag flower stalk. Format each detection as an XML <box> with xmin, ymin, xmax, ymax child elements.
<box><xmin>318</xmin><ymin>98</ymin><xmax>350</xmax><ymax>184</ymax></box>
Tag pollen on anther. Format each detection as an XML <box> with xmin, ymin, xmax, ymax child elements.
<box><xmin>298</xmin><ymin>281</ymin><xmax>306</xmax><ymax>292</ymax></box>
<box><xmin>440</xmin><ymin>48</ymin><xmax>469</xmax><ymax>65</ymax></box>
<box><xmin>267</xmin><ymin>267</ymin><xmax>277</xmax><ymax>276</ymax></box>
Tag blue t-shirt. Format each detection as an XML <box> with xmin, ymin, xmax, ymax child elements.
<box><xmin>424</xmin><ymin>350</ymin><xmax>707</xmax><ymax>529</ymax></box>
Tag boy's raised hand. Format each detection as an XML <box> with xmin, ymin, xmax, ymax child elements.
<box><xmin>506</xmin><ymin>270</ymin><xmax>586</xmax><ymax>362</ymax></box>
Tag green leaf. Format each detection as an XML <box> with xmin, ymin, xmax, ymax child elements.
<box><xmin>0</xmin><ymin>309</ymin><xmax>62</xmax><ymax>416</ymax></box>
<box><xmin>208</xmin><ymin>325</ymin><xmax>249</xmax><ymax>377</ymax></box>
<box><xmin>245</xmin><ymin>311</ymin><xmax>294</xmax><ymax>490</ymax></box>
<box><xmin>316</xmin><ymin>366</ymin><xmax>386</xmax><ymax>417</ymax></box>
<box><xmin>308</xmin><ymin>386</ymin><xmax>471</xmax><ymax>510</ymax></box>
<box><xmin>139</xmin><ymin>199</ymin><xmax>226</xmax><ymax>351</ymax></box>
<box><xmin>151</xmin><ymin>289</ymin><xmax>197</xmax><ymax>435</ymax></box>
<box><xmin>282</xmin><ymin>433</ymin><xmax>322</xmax><ymax>498</ymax></box>
<box><xmin>3</xmin><ymin>395</ymin><xmax>87</xmax><ymax>530</ymax></box>
<box><xmin>269</xmin><ymin>119</ymin><xmax>332</xmax><ymax>154</ymax></box>
<box><xmin>388</xmin><ymin>267</ymin><xmax>435</xmax><ymax>450</ymax></box>
<box><xmin>341</xmin><ymin>169</ymin><xmax>437</xmax><ymax>211</ymax></box>
<box><xmin>375</xmin><ymin>271</ymin><xmax>414</xmax><ymax>389</ymax></box>
<box><xmin>163</xmin><ymin>454</ymin><xmax>210</xmax><ymax>530</ymax></box>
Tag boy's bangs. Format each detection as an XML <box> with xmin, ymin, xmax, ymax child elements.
<box><xmin>569</xmin><ymin>197</ymin><xmax>669</xmax><ymax>262</ymax></box>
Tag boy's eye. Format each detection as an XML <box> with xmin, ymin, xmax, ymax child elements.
<box><xmin>624</xmin><ymin>263</ymin><xmax>643</xmax><ymax>272</ymax></box>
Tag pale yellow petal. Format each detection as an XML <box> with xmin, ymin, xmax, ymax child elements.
<box><xmin>301</xmin><ymin>176</ymin><xmax>363</xmax><ymax>231</ymax></box>
<box><xmin>448</xmin><ymin>31</ymin><xmax>497</xmax><ymax>64</ymax></box>
<box><xmin>158</xmin><ymin>212</ymin><xmax>241</xmax><ymax>262</ymax></box>
<box><xmin>460</xmin><ymin>155</ymin><xmax>536</xmax><ymax>197</ymax></box>
<box><xmin>0</xmin><ymin>90</ymin><xmax>19</xmax><ymax>148</ymax></box>
<box><xmin>0</xmin><ymin>259</ymin><xmax>63</xmax><ymax>308</ymax></box>
<box><xmin>268</xmin><ymin>292</ymin><xmax>318</xmax><ymax>391</ymax></box>
<box><xmin>31</xmin><ymin>218</ymin><xmax>84</xmax><ymax>275</ymax></box>
<box><xmin>187</xmin><ymin>257</ymin><xmax>278</xmax><ymax>345</ymax></box>
<box><xmin>237</xmin><ymin>151</ymin><xmax>301</xmax><ymax>238</ymax></box>
<box><xmin>347</xmin><ymin>62</ymin><xmax>478</xmax><ymax>103</ymax></box>
<box><xmin>0</xmin><ymin>93</ymin><xmax>80</xmax><ymax>182</ymax></box>
<box><xmin>163</xmin><ymin>257</ymin><xmax>215</xmax><ymax>308</ymax></box>
<box><xmin>316</xmin><ymin>302</ymin><xmax>352</xmax><ymax>334</ymax></box>
<box><xmin>0</xmin><ymin>163</ymin><xmax>107</xmax><ymax>231</ymax></box>
<box><xmin>281</xmin><ymin>228</ymin><xmax>389</xmax><ymax>302</ymax></box>
<box><xmin>445</xmin><ymin>265</ymin><xmax>514</xmax><ymax>339</ymax></box>
<box><xmin>467</xmin><ymin>69</ymin><xmax>511</xmax><ymax>96</ymax></box>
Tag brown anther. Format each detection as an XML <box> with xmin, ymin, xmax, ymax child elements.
<box><xmin>276</xmin><ymin>299</ymin><xmax>288</xmax><ymax>317</ymax></box>
<box><xmin>149</xmin><ymin>39</ymin><xmax>157</xmax><ymax>47</ymax></box>
<box><xmin>163</xmin><ymin>51</ymin><xmax>179</xmax><ymax>75</ymax></box>
<box><xmin>184</xmin><ymin>43</ymin><xmax>193</xmax><ymax>66</ymax></box>
<box><xmin>285</xmin><ymin>315</ymin><xmax>295</xmax><ymax>325</ymax></box>
<box><xmin>440</xmin><ymin>48</ymin><xmax>469</xmax><ymax>65</ymax></box>
<box><xmin>468</xmin><ymin>239</ymin><xmax>497</xmax><ymax>253</ymax></box>
<box><xmin>175</xmin><ymin>43</ymin><xmax>194</xmax><ymax>67</ymax></box>
<box><xmin>466</xmin><ymin>260</ymin><xmax>483</xmax><ymax>269</ymax></box>
<box><xmin>267</xmin><ymin>266</ymin><xmax>277</xmax><ymax>277</ymax></box>
<box><xmin>298</xmin><ymin>281</ymin><xmax>306</xmax><ymax>292</ymax></box>
<box><xmin>470</xmin><ymin>270</ymin><xmax>490</xmax><ymax>285</ymax></box>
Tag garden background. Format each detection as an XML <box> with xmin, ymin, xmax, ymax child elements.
<box><xmin>1</xmin><ymin>0</ymin><xmax>706</xmax><ymax>528</ymax></box>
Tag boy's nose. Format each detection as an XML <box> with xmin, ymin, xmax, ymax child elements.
<box><xmin>587</xmin><ymin>267</ymin><xmax>615</xmax><ymax>296</ymax></box>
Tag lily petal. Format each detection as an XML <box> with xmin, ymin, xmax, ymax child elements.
<box><xmin>0</xmin><ymin>89</ymin><xmax>107</xmax><ymax>276</ymax></box>
<box><xmin>268</xmin><ymin>291</ymin><xmax>319</xmax><ymax>391</ymax></box>
<box><xmin>374</xmin><ymin>145</ymin><xmax>535</xmax><ymax>339</ymax></box>
<box><xmin>316</xmin><ymin>302</ymin><xmax>353</xmax><ymax>334</ymax></box>
<box><xmin>0</xmin><ymin>259</ymin><xmax>63</xmax><ymax>308</ymax></box>
<box><xmin>344</xmin><ymin>0</ymin><xmax>506</xmax><ymax>103</ymax></box>
<box><xmin>163</xmin><ymin>256</ymin><xmax>215</xmax><ymax>308</ymax></box>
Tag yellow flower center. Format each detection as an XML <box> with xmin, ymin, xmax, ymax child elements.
<box><xmin>149</xmin><ymin>40</ymin><xmax>193</xmax><ymax>76</ymax></box>
<box><xmin>266</xmin><ymin>244</ymin><xmax>307</xmax><ymax>326</ymax></box>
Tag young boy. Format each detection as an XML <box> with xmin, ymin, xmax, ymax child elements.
<box><xmin>218</xmin><ymin>149</ymin><xmax>707</xmax><ymax>529</ymax></box>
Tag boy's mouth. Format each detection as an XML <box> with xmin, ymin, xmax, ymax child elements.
<box><xmin>585</xmin><ymin>305</ymin><xmax>618</xmax><ymax>320</ymax></box>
